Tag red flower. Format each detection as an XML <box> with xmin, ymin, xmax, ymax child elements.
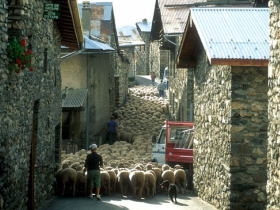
<box><xmin>26</xmin><ymin>49</ymin><xmax>31</xmax><ymax>55</ymax></box>
<box><xmin>21</xmin><ymin>39</ymin><xmax>26</xmax><ymax>47</ymax></box>
<box><xmin>29</xmin><ymin>67</ymin><xmax>33</xmax><ymax>71</ymax></box>
<box><xmin>16</xmin><ymin>58</ymin><xmax>21</xmax><ymax>64</ymax></box>
<box><xmin>15</xmin><ymin>70</ymin><xmax>20</xmax><ymax>74</ymax></box>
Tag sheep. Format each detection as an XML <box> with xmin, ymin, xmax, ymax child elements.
<box><xmin>162</xmin><ymin>164</ymin><xmax>171</xmax><ymax>172</ymax></box>
<box><xmin>152</xmin><ymin>167</ymin><xmax>162</xmax><ymax>192</ymax></box>
<box><xmin>100</xmin><ymin>171</ymin><xmax>111</xmax><ymax>195</ymax></box>
<box><xmin>54</xmin><ymin>168</ymin><xmax>63</xmax><ymax>195</ymax></box>
<box><xmin>174</xmin><ymin>164</ymin><xmax>183</xmax><ymax>169</ymax></box>
<box><xmin>174</xmin><ymin>169</ymin><xmax>187</xmax><ymax>194</ymax></box>
<box><xmin>107</xmin><ymin>169</ymin><xmax>117</xmax><ymax>194</ymax></box>
<box><xmin>117</xmin><ymin>170</ymin><xmax>130</xmax><ymax>197</ymax></box>
<box><xmin>161</xmin><ymin>169</ymin><xmax>175</xmax><ymax>186</ymax></box>
<box><xmin>76</xmin><ymin>171</ymin><xmax>87</xmax><ymax>196</ymax></box>
<box><xmin>145</xmin><ymin>163</ymin><xmax>153</xmax><ymax>171</ymax></box>
<box><xmin>143</xmin><ymin>171</ymin><xmax>156</xmax><ymax>198</ymax></box>
<box><xmin>129</xmin><ymin>170</ymin><xmax>145</xmax><ymax>199</ymax></box>
<box><xmin>60</xmin><ymin>168</ymin><xmax>77</xmax><ymax>196</ymax></box>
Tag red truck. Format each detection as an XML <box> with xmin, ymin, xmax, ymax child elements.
<box><xmin>151</xmin><ymin>120</ymin><xmax>194</xmax><ymax>189</ymax></box>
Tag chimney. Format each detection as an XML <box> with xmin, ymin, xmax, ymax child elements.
<box><xmin>82</xmin><ymin>1</ymin><xmax>91</xmax><ymax>36</ymax></box>
<box><xmin>142</xmin><ymin>19</ymin><xmax>147</xmax><ymax>24</ymax></box>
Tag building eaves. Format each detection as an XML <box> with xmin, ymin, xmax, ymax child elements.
<box><xmin>83</xmin><ymin>35</ymin><xmax>115</xmax><ymax>52</ymax></box>
<box><xmin>56</xmin><ymin>0</ymin><xmax>84</xmax><ymax>50</ymax></box>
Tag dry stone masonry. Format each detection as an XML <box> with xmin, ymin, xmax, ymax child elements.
<box><xmin>267</xmin><ymin>0</ymin><xmax>280</xmax><ymax>209</ymax></box>
<box><xmin>193</xmin><ymin>47</ymin><xmax>268</xmax><ymax>210</ymax></box>
<box><xmin>1</xmin><ymin>1</ymin><xmax>62</xmax><ymax>209</ymax></box>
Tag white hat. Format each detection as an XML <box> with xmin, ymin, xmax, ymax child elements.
<box><xmin>90</xmin><ymin>144</ymin><xmax>98</xmax><ymax>149</ymax></box>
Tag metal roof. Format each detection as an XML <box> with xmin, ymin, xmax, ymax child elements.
<box><xmin>158</xmin><ymin>0</ymin><xmax>200</xmax><ymax>34</ymax></box>
<box><xmin>62</xmin><ymin>89</ymin><xmax>88</xmax><ymax>108</ymax></box>
<box><xmin>136</xmin><ymin>21</ymin><xmax>152</xmax><ymax>32</ymax></box>
<box><xmin>84</xmin><ymin>35</ymin><xmax>115</xmax><ymax>51</ymax></box>
<box><xmin>176</xmin><ymin>7</ymin><xmax>269</xmax><ymax>68</ymax></box>
<box><xmin>191</xmin><ymin>8</ymin><xmax>269</xmax><ymax>60</ymax></box>
<box><xmin>117</xmin><ymin>25</ymin><xmax>145</xmax><ymax>47</ymax></box>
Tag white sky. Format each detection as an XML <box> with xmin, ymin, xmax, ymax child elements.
<box><xmin>77</xmin><ymin>0</ymin><xmax>156</xmax><ymax>28</ymax></box>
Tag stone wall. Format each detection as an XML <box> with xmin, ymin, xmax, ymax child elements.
<box><xmin>267</xmin><ymin>0</ymin><xmax>280</xmax><ymax>209</ymax></box>
<box><xmin>169</xmin><ymin>68</ymin><xmax>194</xmax><ymax>121</ymax></box>
<box><xmin>0</xmin><ymin>1</ymin><xmax>62</xmax><ymax>209</ymax></box>
<box><xmin>150</xmin><ymin>41</ymin><xmax>161</xmax><ymax>78</ymax></box>
<box><xmin>135</xmin><ymin>46</ymin><xmax>146</xmax><ymax>75</ymax></box>
<box><xmin>193</xmin><ymin>48</ymin><xmax>268</xmax><ymax>210</ymax></box>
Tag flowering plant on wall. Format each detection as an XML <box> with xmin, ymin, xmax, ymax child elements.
<box><xmin>7</xmin><ymin>37</ymin><xmax>35</xmax><ymax>73</ymax></box>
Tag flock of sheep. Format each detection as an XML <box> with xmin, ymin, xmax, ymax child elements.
<box><xmin>55</xmin><ymin>85</ymin><xmax>188</xmax><ymax>199</ymax></box>
<box><xmin>55</xmin><ymin>158</ymin><xmax>187</xmax><ymax>199</ymax></box>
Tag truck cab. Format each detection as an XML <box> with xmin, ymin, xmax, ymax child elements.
<box><xmin>151</xmin><ymin>120</ymin><xmax>194</xmax><ymax>188</ymax></box>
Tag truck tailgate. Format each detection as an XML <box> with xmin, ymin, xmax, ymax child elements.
<box><xmin>165</xmin><ymin>148</ymin><xmax>193</xmax><ymax>163</ymax></box>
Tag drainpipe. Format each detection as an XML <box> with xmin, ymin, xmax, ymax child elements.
<box><xmin>86</xmin><ymin>53</ymin><xmax>89</xmax><ymax>150</ymax></box>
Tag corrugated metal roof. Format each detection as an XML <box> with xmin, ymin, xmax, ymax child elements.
<box><xmin>117</xmin><ymin>25</ymin><xmax>145</xmax><ymax>47</ymax></box>
<box><xmin>158</xmin><ymin>0</ymin><xmax>206</xmax><ymax>34</ymax></box>
<box><xmin>84</xmin><ymin>35</ymin><xmax>115</xmax><ymax>51</ymax></box>
<box><xmin>62</xmin><ymin>89</ymin><xmax>88</xmax><ymax>108</ymax></box>
<box><xmin>136</xmin><ymin>21</ymin><xmax>152</xmax><ymax>32</ymax></box>
<box><xmin>191</xmin><ymin>8</ymin><xmax>269</xmax><ymax>60</ymax></box>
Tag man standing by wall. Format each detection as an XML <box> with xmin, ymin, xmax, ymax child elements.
<box><xmin>151</xmin><ymin>72</ymin><xmax>156</xmax><ymax>86</ymax></box>
<box><xmin>107</xmin><ymin>116</ymin><xmax>118</xmax><ymax>145</ymax></box>
<box><xmin>83</xmin><ymin>144</ymin><xmax>103</xmax><ymax>200</ymax></box>
<box><xmin>158</xmin><ymin>80</ymin><xmax>165</xmax><ymax>98</ymax></box>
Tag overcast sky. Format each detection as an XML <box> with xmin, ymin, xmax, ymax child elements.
<box><xmin>77</xmin><ymin>0</ymin><xmax>156</xmax><ymax>27</ymax></box>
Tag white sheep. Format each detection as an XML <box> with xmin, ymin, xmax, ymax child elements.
<box><xmin>60</xmin><ymin>168</ymin><xmax>77</xmax><ymax>196</ymax></box>
<box><xmin>76</xmin><ymin>171</ymin><xmax>87</xmax><ymax>196</ymax></box>
<box><xmin>174</xmin><ymin>169</ymin><xmax>187</xmax><ymax>194</ymax></box>
<box><xmin>117</xmin><ymin>170</ymin><xmax>130</xmax><ymax>197</ymax></box>
<box><xmin>143</xmin><ymin>171</ymin><xmax>156</xmax><ymax>198</ymax></box>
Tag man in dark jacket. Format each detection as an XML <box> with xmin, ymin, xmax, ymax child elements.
<box><xmin>107</xmin><ymin>116</ymin><xmax>118</xmax><ymax>145</ymax></box>
<box><xmin>83</xmin><ymin>144</ymin><xmax>103</xmax><ymax>200</ymax></box>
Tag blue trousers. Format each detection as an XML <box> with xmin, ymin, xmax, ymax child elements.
<box><xmin>159</xmin><ymin>90</ymin><xmax>164</xmax><ymax>97</ymax></box>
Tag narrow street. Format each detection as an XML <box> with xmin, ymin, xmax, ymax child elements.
<box><xmin>37</xmin><ymin>191</ymin><xmax>217</xmax><ymax>210</ymax></box>
<box><xmin>37</xmin><ymin>77</ymin><xmax>217</xmax><ymax>210</ymax></box>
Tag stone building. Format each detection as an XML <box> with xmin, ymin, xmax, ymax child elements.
<box><xmin>136</xmin><ymin>19</ymin><xmax>152</xmax><ymax>75</ymax></box>
<box><xmin>0</xmin><ymin>0</ymin><xmax>83</xmax><ymax>209</ymax></box>
<box><xmin>150</xmin><ymin>0</ymin><xmax>253</xmax><ymax>122</ymax></box>
<box><xmin>61</xmin><ymin>36</ymin><xmax>114</xmax><ymax>150</ymax></box>
<box><xmin>267</xmin><ymin>0</ymin><xmax>280</xmax><ymax>209</ymax></box>
<box><xmin>150</xmin><ymin>0</ymin><xmax>197</xmax><ymax>121</ymax></box>
<box><xmin>177</xmin><ymin>8</ymin><xmax>269</xmax><ymax>210</ymax></box>
<box><xmin>117</xmin><ymin>25</ymin><xmax>145</xmax><ymax>76</ymax></box>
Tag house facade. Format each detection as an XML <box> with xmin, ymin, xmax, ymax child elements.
<box><xmin>177</xmin><ymin>8</ymin><xmax>269</xmax><ymax>210</ymax></box>
<box><xmin>0</xmin><ymin>0</ymin><xmax>83</xmax><ymax>209</ymax></box>
<box><xmin>60</xmin><ymin>1</ymin><xmax>129</xmax><ymax>149</ymax></box>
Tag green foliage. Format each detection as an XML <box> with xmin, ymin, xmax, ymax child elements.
<box><xmin>7</xmin><ymin>37</ymin><xmax>35</xmax><ymax>73</ymax></box>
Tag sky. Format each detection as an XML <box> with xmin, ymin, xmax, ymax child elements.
<box><xmin>77</xmin><ymin>0</ymin><xmax>156</xmax><ymax>27</ymax></box>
